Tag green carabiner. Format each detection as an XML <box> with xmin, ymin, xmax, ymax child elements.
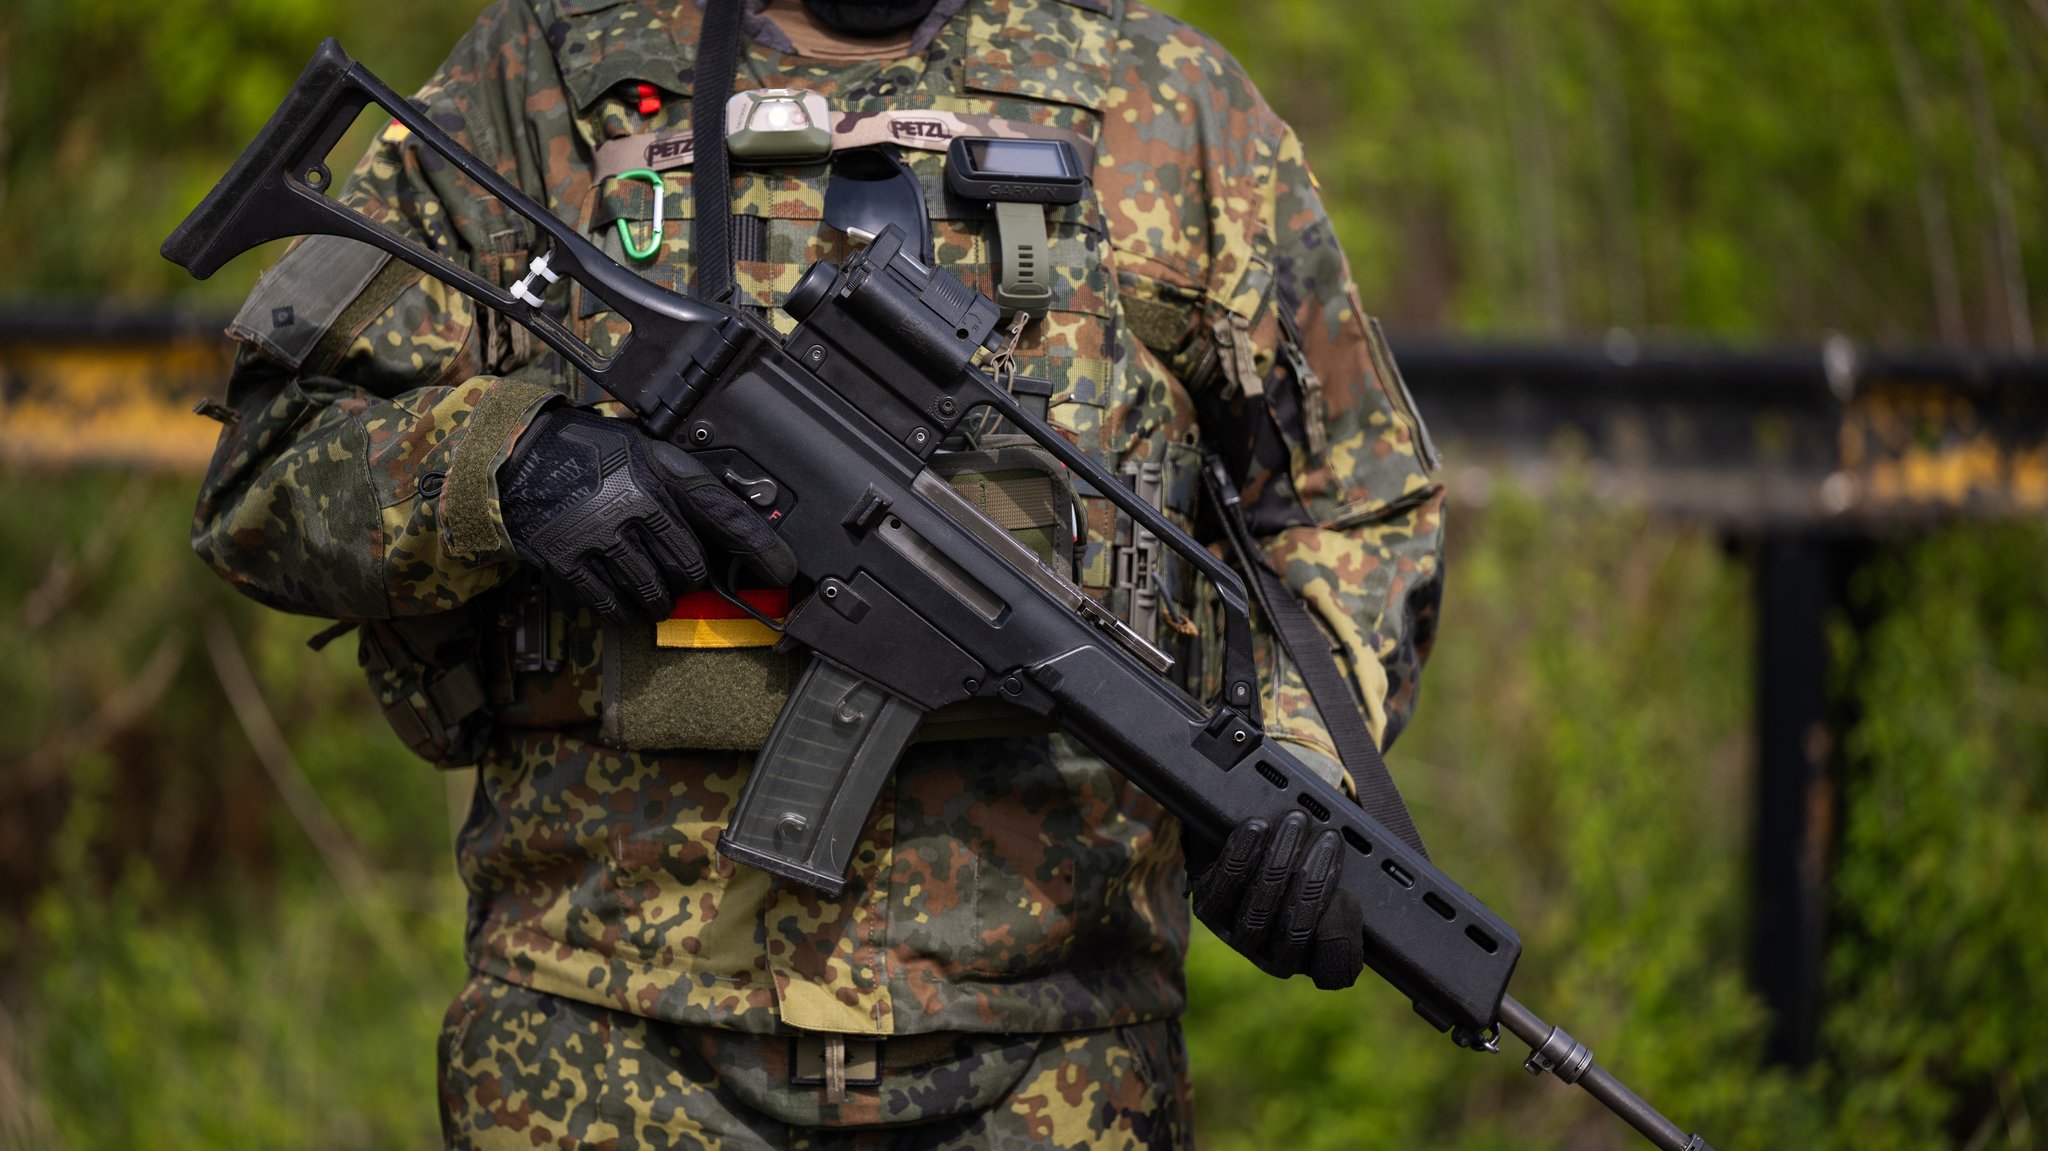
<box><xmin>614</xmin><ymin>168</ymin><xmax>665</xmax><ymax>261</ymax></box>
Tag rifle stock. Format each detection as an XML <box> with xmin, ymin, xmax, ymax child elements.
<box><xmin>163</xmin><ymin>40</ymin><xmax>1715</xmax><ymax>1151</ymax></box>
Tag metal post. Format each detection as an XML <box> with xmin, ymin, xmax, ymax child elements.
<box><xmin>1750</xmin><ymin>535</ymin><xmax>1840</xmax><ymax>1065</ymax></box>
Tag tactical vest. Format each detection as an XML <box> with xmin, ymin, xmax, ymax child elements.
<box><xmin>477</xmin><ymin>0</ymin><xmax>1219</xmax><ymax>754</ymax></box>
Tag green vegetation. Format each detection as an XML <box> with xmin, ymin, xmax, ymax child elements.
<box><xmin>0</xmin><ymin>475</ymin><xmax>463</xmax><ymax>1149</ymax></box>
<box><xmin>0</xmin><ymin>0</ymin><xmax>479</xmax><ymax>306</ymax></box>
<box><xmin>2</xmin><ymin>1</ymin><xmax>2044</xmax><ymax>1148</ymax></box>
<box><xmin>1157</xmin><ymin>0</ymin><xmax>2048</xmax><ymax>346</ymax></box>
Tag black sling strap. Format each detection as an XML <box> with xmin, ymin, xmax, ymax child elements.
<box><xmin>691</xmin><ymin>0</ymin><xmax>744</xmax><ymax>302</ymax></box>
<box><xmin>1201</xmin><ymin>458</ymin><xmax>1429</xmax><ymax>859</ymax></box>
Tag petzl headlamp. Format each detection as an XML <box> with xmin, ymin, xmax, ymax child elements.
<box><xmin>946</xmin><ymin>137</ymin><xmax>1086</xmax><ymax>316</ymax></box>
<box><xmin>727</xmin><ymin>89</ymin><xmax>834</xmax><ymax>165</ymax></box>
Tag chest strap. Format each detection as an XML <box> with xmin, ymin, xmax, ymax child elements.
<box><xmin>595</xmin><ymin>111</ymin><xmax>1096</xmax><ymax>185</ymax></box>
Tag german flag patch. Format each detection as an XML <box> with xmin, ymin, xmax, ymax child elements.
<box><xmin>654</xmin><ymin>588</ymin><xmax>790</xmax><ymax>649</ymax></box>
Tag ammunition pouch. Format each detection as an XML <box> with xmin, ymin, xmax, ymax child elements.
<box><xmin>356</xmin><ymin>608</ymin><xmax>494</xmax><ymax>768</ymax></box>
<box><xmin>927</xmin><ymin>435</ymin><xmax>1082</xmax><ymax>579</ymax></box>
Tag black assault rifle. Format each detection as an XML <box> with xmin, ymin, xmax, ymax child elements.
<box><xmin>163</xmin><ymin>41</ymin><xmax>1715</xmax><ymax>1151</ymax></box>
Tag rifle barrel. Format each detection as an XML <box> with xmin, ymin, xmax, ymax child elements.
<box><xmin>1499</xmin><ymin>995</ymin><xmax>1715</xmax><ymax>1151</ymax></box>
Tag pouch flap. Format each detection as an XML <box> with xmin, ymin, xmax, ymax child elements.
<box><xmin>228</xmin><ymin>235</ymin><xmax>392</xmax><ymax>369</ymax></box>
<box><xmin>552</xmin><ymin>0</ymin><xmax>696</xmax><ymax>110</ymax></box>
<box><xmin>961</xmin><ymin>0</ymin><xmax>1117</xmax><ymax>112</ymax></box>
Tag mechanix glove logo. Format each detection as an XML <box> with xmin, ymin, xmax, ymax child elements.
<box><xmin>499</xmin><ymin>408</ymin><xmax>797</xmax><ymax>622</ymax></box>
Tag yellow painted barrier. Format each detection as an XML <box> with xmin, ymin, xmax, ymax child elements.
<box><xmin>6</xmin><ymin>319</ymin><xmax>2045</xmax><ymax>527</ymax></box>
<box><xmin>0</xmin><ymin>333</ymin><xmax>232</xmax><ymax>472</ymax></box>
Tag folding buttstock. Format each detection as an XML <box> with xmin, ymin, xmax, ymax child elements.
<box><xmin>161</xmin><ymin>39</ymin><xmax>369</xmax><ymax>279</ymax></box>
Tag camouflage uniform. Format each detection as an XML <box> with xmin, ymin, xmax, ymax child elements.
<box><xmin>192</xmin><ymin>0</ymin><xmax>1443</xmax><ymax>1144</ymax></box>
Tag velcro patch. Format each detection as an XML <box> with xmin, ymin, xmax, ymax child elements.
<box><xmin>228</xmin><ymin>235</ymin><xmax>393</xmax><ymax>369</ymax></box>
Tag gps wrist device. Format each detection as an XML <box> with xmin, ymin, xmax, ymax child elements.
<box><xmin>946</xmin><ymin>137</ymin><xmax>1086</xmax><ymax>316</ymax></box>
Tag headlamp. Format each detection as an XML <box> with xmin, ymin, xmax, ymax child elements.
<box><xmin>727</xmin><ymin>90</ymin><xmax>835</xmax><ymax>165</ymax></box>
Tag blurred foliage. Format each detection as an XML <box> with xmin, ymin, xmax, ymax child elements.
<box><xmin>2</xmin><ymin>1</ymin><xmax>2046</xmax><ymax>1149</ymax></box>
<box><xmin>0</xmin><ymin>474</ymin><xmax>463</xmax><ymax>1148</ymax></box>
<box><xmin>1157</xmin><ymin>0</ymin><xmax>2048</xmax><ymax>347</ymax></box>
<box><xmin>1821</xmin><ymin>526</ymin><xmax>2048</xmax><ymax>1149</ymax></box>
<box><xmin>0</xmin><ymin>0</ymin><xmax>479</xmax><ymax>305</ymax></box>
<box><xmin>6</xmin><ymin>0</ymin><xmax>2048</xmax><ymax>344</ymax></box>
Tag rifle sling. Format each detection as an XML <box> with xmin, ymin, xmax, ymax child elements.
<box><xmin>691</xmin><ymin>0</ymin><xmax>743</xmax><ymax>303</ymax></box>
<box><xmin>1202</xmin><ymin>460</ymin><xmax>1429</xmax><ymax>859</ymax></box>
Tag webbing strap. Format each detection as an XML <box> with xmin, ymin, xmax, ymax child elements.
<box><xmin>592</xmin><ymin>113</ymin><xmax>1096</xmax><ymax>185</ymax></box>
<box><xmin>1202</xmin><ymin>459</ymin><xmax>1429</xmax><ymax>859</ymax></box>
<box><xmin>691</xmin><ymin>0</ymin><xmax>743</xmax><ymax>302</ymax></box>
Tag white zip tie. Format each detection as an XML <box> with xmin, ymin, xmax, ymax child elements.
<box><xmin>510</xmin><ymin>250</ymin><xmax>561</xmax><ymax>307</ymax></box>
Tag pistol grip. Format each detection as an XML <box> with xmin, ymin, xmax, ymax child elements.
<box><xmin>718</xmin><ymin>657</ymin><xmax>924</xmax><ymax>894</ymax></box>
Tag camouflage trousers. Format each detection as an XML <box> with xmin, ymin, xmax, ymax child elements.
<box><xmin>438</xmin><ymin>974</ymin><xmax>1193</xmax><ymax>1150</ymax></box>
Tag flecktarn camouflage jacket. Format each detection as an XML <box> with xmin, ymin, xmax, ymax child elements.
<box><xmin>192</xmin><ymin>0</ymin><xmax>1444</xmax><ymax>1038</ymax></box>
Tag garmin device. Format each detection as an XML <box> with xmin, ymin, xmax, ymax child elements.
<box><xmin>946</xmin><ymin>137</ymin><xmax>1087</xmax><ymax>315</ymax></box>
<box><xmin>945</xmin><ymin>137</ymin><xmax>1087</xmax><ymax>204</ymax></box>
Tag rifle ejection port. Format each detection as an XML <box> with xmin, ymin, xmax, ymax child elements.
<box><xmin>877</xmin><ymin>516</ymin><xmax>1006</xmax><ymax>622</ymax></box>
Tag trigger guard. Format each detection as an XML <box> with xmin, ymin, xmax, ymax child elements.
<box><xmin>705</xmin><ymin>560</ymin><xmax>790</xmax><ymax>633</ymax></box>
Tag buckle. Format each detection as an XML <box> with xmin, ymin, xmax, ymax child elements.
<box><xmin>790</xmin><ymin>1034</ymin><xmax>881</xmax><ymax>1103</ymax></box>
<box><xmin>1113</xmin><ymin>460</ymin><xmax>1164</xmax><ymax>640</ymax></box>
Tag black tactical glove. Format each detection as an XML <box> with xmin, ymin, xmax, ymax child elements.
<box><xmin>1192</xmin><ymin>809</ymin><xmax>1366</xmax><ymax>990</ymax></box>
<box><xmin>498</xmin><ymin>407</ymin><xmax>798</xmax><ymax>620</ymax></box>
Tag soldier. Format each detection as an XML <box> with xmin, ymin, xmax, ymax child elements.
<box><xmin>191</xmin><ymin>0</ymin><xmax>1444</xmax><ymax>1146</ymax></box>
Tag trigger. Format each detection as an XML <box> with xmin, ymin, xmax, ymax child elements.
<box><xmin>723</xmin><ymin>468</ymin><xmax>780</xmax><ymax>509</ymax></box>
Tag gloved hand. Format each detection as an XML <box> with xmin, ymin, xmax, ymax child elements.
<box><xmin>498</xmin><ymin>407</ymin><xmax>798</xmax><ymax>620</ymax></box>
<box><xmin>1191</xmin><ymin>809</ymin><xmax>1365</xmax><ymax>990</ymax></box>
